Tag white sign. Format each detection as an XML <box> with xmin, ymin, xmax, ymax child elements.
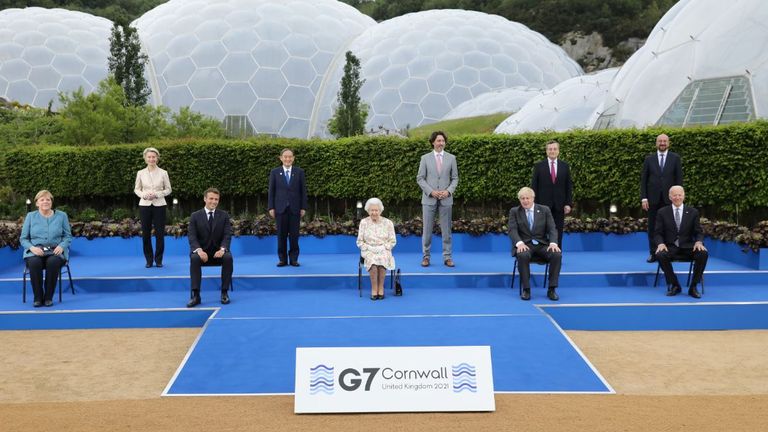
<box><xmin>294</xmin><ymin>346</ymin><xmax>495</xmax><ymax>413</ymax></box>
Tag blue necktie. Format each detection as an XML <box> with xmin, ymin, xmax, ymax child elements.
<box><xmin>527</xmin><ymin>209</ymin><xmax>533</xmax><ymax>230</ymax></box>
<box><xmin>285</xmin><ymin>170</ymin><xmax>291</xmax><ymax>184</ymax></box>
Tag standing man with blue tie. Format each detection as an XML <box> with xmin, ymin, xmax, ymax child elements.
<box><xmin>531</xmin><ymin>140</ymin><xmax>573</xmax><ymax>248</ymax></box>
<box><xmin>508</xmin><ymin>187</ymin><xmax>562</xmax><ymax>301</ymax></box>
<box><xmin>417</xmin><ymin>131</ymin><xmax>459</xmax><ymax>267</ymax></box>
<box><xmin>268</xmin><ymin>148</ymin><xmax>308</xmax><ymax>267</ymax></box>
<box><xmin>641</xmin><ymin>134</ymin><xmax>683</xmax><ymax>262</ymax></box>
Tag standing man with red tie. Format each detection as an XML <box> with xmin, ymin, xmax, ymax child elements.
<box><xmin>268</xmin><ymin>148</ymin><xmax>308</xmax><ymax>267</ymax></box>
<box><xmin>641</xmin><ymin>134</ymin><xmax>683</xmax><ymax>262</ymax></box>
<box><xmin>531</xmin><ymin>140</ymin><xmax>573</xmax><ymax>248</ymax></box>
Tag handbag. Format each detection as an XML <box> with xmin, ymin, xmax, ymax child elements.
<box><xmin>37</xmin><ymin>245</ymin><xmax>56</xmax><ymax>257</ymax></box>
<box><xmin>394</xmin><ymin>268</ymin><xmax>403</xmax><ymax>296</ymax></box>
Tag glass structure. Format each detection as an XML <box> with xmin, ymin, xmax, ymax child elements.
<box><xmin>0</xmin><ymin>7</ymin><xmax>111</xmax><ymax>109</ymax></box>
<box><xmin>595</xmin><ymin>0</ymin><xmax>768</xmax><ymax>129</ymax></box>
<box><xmin>495</xmin><ymin>68</ymin><xmax>618</xmax><ymax>134</ymax></box>
<box><xmin>443</xmin><ymin>87</ymin><xmax>541</xmax><ymax>120</ymax></box>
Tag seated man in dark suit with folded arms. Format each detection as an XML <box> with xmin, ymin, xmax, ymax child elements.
<box><xmin>187</xmin><ymin>187</ymin><xmax>233</xmax><ymax>307</ymax></box>
<box><xmin>654</xmin><ymin>185</ymin><xmax>707</xmax><ymax>298</ymax></box>
<box><xmin>508</xmin><ymin>187</ymin><xmax>562</xmax><ymax>301</ymax></box>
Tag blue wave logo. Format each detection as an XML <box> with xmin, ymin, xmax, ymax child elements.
<box><xmin>309</xmin><ymin>364</ymin><xmax>334</xmax><ymax>395</ymax></box>
<box><xmin>451</xmin><ymin>363</ymin><xmax>477</xmax><ymax>393</ymax></box>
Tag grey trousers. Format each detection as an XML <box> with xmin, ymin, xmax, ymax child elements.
<box><xmin>422</xmin><ymin>203</ymin><xmax>453</xmax><ymax>259</ymax></box>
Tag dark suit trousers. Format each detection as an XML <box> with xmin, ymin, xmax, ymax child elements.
<box><xmin>25</xmin><ymin>255</ymin><xmax>65</xmax><ymax>302</ymax></box>
<box><xmin>551</xmin><ymin>208</ymin><xmax>565</xmax><ymax>247</ymax></box>
<box><xmin>656</xmin><ymin>246</ymin><xmax>708</xmax><ymax>289</ymax></box>
<box><xmin>190</xmin><ymin>251</ymin><xmax>233</xmax><ymax>294</ymax></box>
<box><xmin>276</xmin><ymin>209</ymin><xmax>300</xmax><ymax>263</ymax></box>
<box><xmin>646</xmin><ymin>199</ymin><xmax>665</xmax><ymax>254</ymax></box>
<box><xmin>516</xmin><ymin>243</ymin><xmax>562</xmax><ymax>289</ymax></box>
<box><xmin>140</xmin><ymin>205</ymin><xmax>166</xmax><ymax>264</ymax></box>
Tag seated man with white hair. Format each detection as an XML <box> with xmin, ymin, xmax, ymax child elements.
<box><xmin>356</xmin><ymin>198</ymin><xmax>397</xmax><ymax>300</ymax></box>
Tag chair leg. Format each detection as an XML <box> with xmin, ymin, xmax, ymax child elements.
<box><xmin>686</xmin><ymin>261</ymin><xmax>694</xmax><ymax>287</ymax></box>
<box><xmin>22</xmin><ymin>269</ymin><xmax>27</xmax><ymax>303</ymax></box>
<box><xmin>653</xmin><ymin>263</ymin><xmax>661</xmax><ymax>287</ymax></box>
<box><xmin>543</xmin><ymin>263</ymin><xmax>549</xmax><ymax>289</ymax></box>
<box><xmin>513</xmin><ymin>258</ymin><xmax>519</xmax><ymax>295</ymax></box>
<box><xmin>390</xmin><ymin>269</ymin><xmax>395</xmax><ymax>292</ymax></box>
<box><xmin>66</xmin><ymin>264</ymin><xmax>74</xmax><ymax>295</ymax></box>
<box><xmin>357</xmin><ymin>263</ymin><xmax>362</xmax><ymax>298</ymax></box>
<box><xmin>58</xmin><ymin>268</ymin><xmax>63</xmax><ymax>303</ymax></box>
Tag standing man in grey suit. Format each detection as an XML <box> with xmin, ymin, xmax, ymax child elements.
<box><xmin>417</xmin><ymin>131</ymin><xmax>459</xmax><ymax>267</ymax></box>
<box><xmin>508</xmin><ymin>187</ymin><xmax>562</xmax><ymax>301</ymax></box>
<box><xmin>531</xmin><ymin>139</ymin><xmax>573</xmax><ymax>248</ymax></box>
<box><xmin>641</xmin><ymin>133</ymin><xmax>683</xmax><ymax>262</ymax></box>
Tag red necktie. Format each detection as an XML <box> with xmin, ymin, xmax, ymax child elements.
<box><xmin>550</xmin><ymin>160</ymin><xmax>556</xmax><ymax>184</ymax></box>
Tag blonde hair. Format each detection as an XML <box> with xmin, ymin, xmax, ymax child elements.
<box><xmin>34</xmin><ymin>189</ymin><xmax>53</xmax><ymax>203</ymax></box>
<box><xmin>143</xmin><ymin>147</ymin><xmax>160</xmax><ymax>158</ymax></box>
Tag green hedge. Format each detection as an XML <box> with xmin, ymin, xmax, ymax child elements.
<box><xmin>4</xmin><ymin>121</ymin><xmax>768</xmax><ymax>210</ymax></box>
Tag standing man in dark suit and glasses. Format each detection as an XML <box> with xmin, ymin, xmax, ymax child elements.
<box><xmin>531</xmin><ymin>139</ymin><xmax>573</xmax><ymax>247</ymax></box>
<box><xmin>268</xmin><ymin>148</ymin><xmax>308</xmax><ymax>267</ymax></box>
<box><xmin>187</xmin><ymin>188</ymin><xmax>233</xmax><ymax>307</ymax></box>
<box><xmin>654</xmin><ymin>186</ymin><xmax>707</xmax><ymax>298</ymax></box>
<box><xmin>641</xmin><ymin>133</ymin><xmax>683</xmax><ymax>262</ymax></box>
<box><xmin>508</xmin><ymin>187</ymin><xmax>562</xmax><ymax>301</ymax></box>
<box><xmin>416</xmin><ymin>131</ymin><xmax>459</xmax><ymax>267</ymax></box>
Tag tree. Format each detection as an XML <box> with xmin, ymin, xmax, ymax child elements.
<box><xmin>108</xmin><ymin>23</ymin><xmax>151</xmax><ymax>106</ymax></box>
<box><xmin>328</xmin><ymin>51</ymin><xmax>368</xmax><ymax>138</ymax></box>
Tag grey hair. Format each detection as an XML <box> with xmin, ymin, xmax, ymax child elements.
<box><xmin>364</xmin><ymin>197</ymin><xmax>384</xmax><ymax>213</ymax></box>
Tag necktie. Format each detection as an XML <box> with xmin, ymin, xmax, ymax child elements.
<box><xmin>659</xmin><ymin>153</ymin><xmax>665</xmax><ymax>171</ymax></box>
<box><xmin>527</xmin><ymin>209</ymin><xmax>534</xmax><ymax>230</ymax></box>
<box><xmin>675</xmin><ymin>207</ymin><xmax>681</xmax><ymax>230</ymax></box>
<box><xmin>285</xmin><ymin>170</ymin><xmax>291</xmax><ymax>184</ymax></box>
<box><xmin>550</xmin><ymin>160</ymin><xmax>556</xmax><ymax>183</ymax></box>
<box><xmin>436</xmin><ymin>153</ymin><xmax>443</xmax><ymax>172</ymax></box>
<box><xmin>208</xmin><ymin>211</ymin><xmax>214</xmax><ymax>231</ymax></box>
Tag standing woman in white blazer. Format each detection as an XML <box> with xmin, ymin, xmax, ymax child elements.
<box><xmin>134</xmin><ymin>147</ymin><xmax>172</xmax><ymax>268</ymax></box>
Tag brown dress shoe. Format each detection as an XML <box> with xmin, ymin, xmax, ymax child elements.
<box><xmin>444</xmin><ymin>258</ymin><xmax>455</xmax><ymax>267</ymax></box>
<box><xmin>421</xmin><ymin>257</ymin><xmax>430</xmax><ymax>267</ymax></box>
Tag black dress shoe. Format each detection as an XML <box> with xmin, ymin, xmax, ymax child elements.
<box><xmin>666</xmin><ymin>285</ymin><xmax>681</xmax><ymax>296</ymax></box>
<box><xmin>370</xmin><ymin>295</ymin><xmax>377</xmax><ymax>301</ymax></box>
<box><xmin>187</xmin><ymin>296</ymin><xmax>201</xmax><ymax>308</ymax></box>
<box><xmin>277</xmin><ymin>261</ymin><xmax>287</xmax><ymax>267</ymax></box>
<box><xmin>378</xmin><ymin>294</ymin><xmax>384</xmax><ymax>300</ymax></box>
<box><xmin>33</xmin><ymin>301</ymin><xmax>43</xmax><ymax>308</ymax></box>
<box><xmin>688</xmin><ymin>286</ymin><xmax>701</xmax><ymax>299</ymax></box>
<box><xmin>520</xmin><ymin>289</ymin><xmax>531</xmax><ymax>301</ymax></box>
<box><xmin>155</xmin><ymin>262</ymin><xmax>163</xmax><ymax>268</ymax></box>
<box><xmin>547</xmin><ymin>288</ymin><xmax>559</xmax><ymax>301</ymax></box>
<box><xmin>647</xmin><ymin>255</ymin><xmax>657</xmax><ymax>263</ymax></box>
<box><xmin>221</xmin><ymin>293</ymin><xmax>230</xmax><ymax>304</ymax></box>
<box><xmin>44</xmin><ymin>300</ymin><xmax>53</xmax><ymax>307</ymax></box>
<box><xmin>145</xmin><ymin>262</ymin><xmax>153</xmax><ymax>268</ymax></box>
<box><xmin>290</xmin><ymin>262</ymin><xmax>300</xmax><ymax>267</ymax></box>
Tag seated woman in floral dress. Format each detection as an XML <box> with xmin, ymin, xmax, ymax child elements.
<box><xmin>356</xmin><ymin>198</ymin><xmax>396</xmax><ymax>300</ymax></box>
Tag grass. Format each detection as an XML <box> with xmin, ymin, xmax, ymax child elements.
<box><xmin>407</xmin><ymin>112</ymin><xmax>511</xmax><ymax>139</ymax></box>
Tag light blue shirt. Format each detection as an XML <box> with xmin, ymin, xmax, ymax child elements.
<box><xmin>20</xmin><ymin>210</ymin><xmax>72</xmax><ymax>261</ymax></box>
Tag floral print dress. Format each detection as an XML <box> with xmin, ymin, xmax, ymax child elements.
<box><xmin>356</xmin><ymin>216</ymin><xmax>396</xmax><ymax>270</ymax></box>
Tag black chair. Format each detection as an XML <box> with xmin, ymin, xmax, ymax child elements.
<box><xmin>654</xmin><ymin>258</ymin><xmax>704</xmax><ymax>294</ymax></box>
<box><xmin>22</xmin><ymin>260</ymin><xmax>74</xmax><ymax>303</ymax></box>
<box><xmin>511</xmin><ymin>255</ymin><xmax>550</xmax><ymax>296</ymax></box>
<box><xmin>357</xmin><ymin>256</ymin><xmax>395</xmax><ymax>297</ymax></box>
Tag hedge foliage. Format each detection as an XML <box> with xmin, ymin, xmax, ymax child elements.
<box><xmin>4</xmin><ymin>121</ymin><xmax>768</xmax><ymax>211</ymax></box>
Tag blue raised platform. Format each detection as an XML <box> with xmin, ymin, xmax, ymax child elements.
<box><xmin>1</xmin><ymin>233</ymin><xmax>767</xmax><ymax>395</ymax></box>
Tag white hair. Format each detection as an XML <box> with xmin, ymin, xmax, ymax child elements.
<box><xmin>364</xmin><ymin>197</ymin><xmax>384</xmax><ymax>213</ymax></box>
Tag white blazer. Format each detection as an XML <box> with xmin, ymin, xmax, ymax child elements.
<box><xmin>134</xmin><ymin>167</ymin><xmax>172</xmax><ymax>206</ymax></box>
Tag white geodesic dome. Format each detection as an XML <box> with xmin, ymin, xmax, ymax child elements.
<box><xmin>595</xmin><ymin>0</ymin><xmax>768</xmax><ymax>129</ymax></box>
<box><xmin>495</xmin><ymin>68</ymin><xmax>618</xmax><ymax>134</ymax></box>
<box><xmin>311</xmin><ymin>9</ymin><xmax>582</xmax><ymax>137</ymax></box>
<box><xmin>0</xmin><ymin>7</ymin><xmax>111</xmax><ymax>108</ymax></box>
<box><xmin>443</xmin><ymin>87</ymin><xmax>541</xmax><ymax>120</ymax></box>
<box><xmin>132</xmin><ymin>0</ymin><xmax>375</xmax><ymax>138</ymax></box>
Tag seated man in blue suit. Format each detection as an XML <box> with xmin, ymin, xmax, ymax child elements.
<box><xmin>654</xmin><ymin>185</ymin><xmax>707</xmax><ymax>298</ymax></box>
<box><xmin>268</xmin><ymin>148</ymin><xmax>308</xmax><ymax>267</ymax></box>
<box><xmin>187</xmin><ymin>188</ymin><xmax>233</xmax><ymax>307</ymax></box>
<box><xmin>508</xmin><ymin>187</ymin><xmax>562</xmax><ymax>301</ymax></box>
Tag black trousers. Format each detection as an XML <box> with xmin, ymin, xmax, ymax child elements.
<box><xmin>516</xmin><ymin>243</ymin><xmax>562</xmax><ymax>290</ymax></box>
<box><xmin>25</xmin><ymin>255</ymin><xmax>65</xmax><ymax>302</ymax></box>
<box><xmin>276</xmin><ymin>209</ymin><xmax>301</xmax><ymax>263</ymax></box>
<box><xmin>646</xmin><ymin>198</ymin><xmax>665</xmax><ymax>254</ymax></box>
<box><xmin>656</xmin><ymin>246</ymin><xmax>708</xmax><ymax>289</ymax></box>
<box><xmin>140</xmin><ymin>205</ymin><xmax>166</xmax><ymax>264</ymax></box>
<box><xmin>190</xmin><ymin>250</ymin><xmax>233</xmax><ymax>295</ymax></box>
<box><xmin>551</xmin><ymin>207</ymin><xmax>565</xmax><ymax>248</ymax></box>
